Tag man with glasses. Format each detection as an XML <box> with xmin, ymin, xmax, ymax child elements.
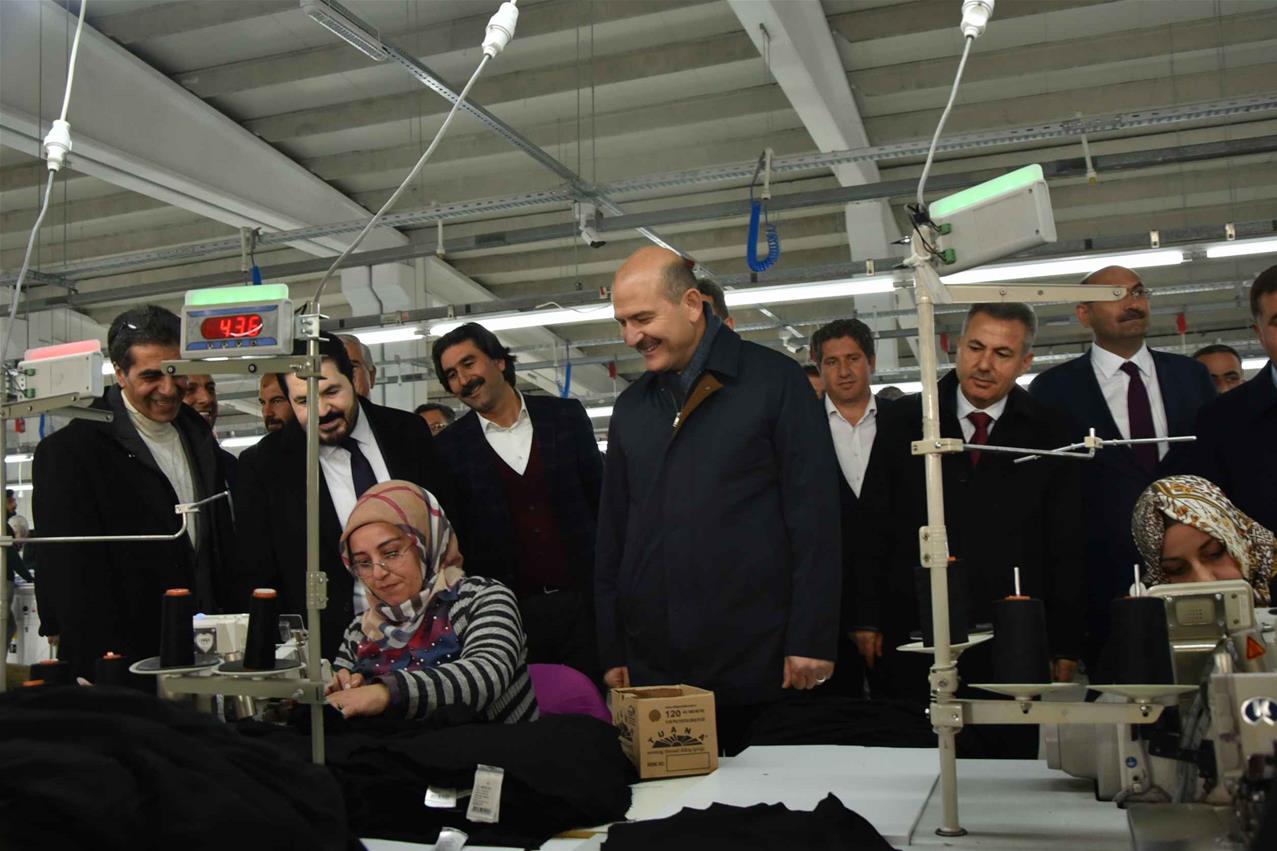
<box><xmin>1030</xmin><ymin>265</ymin><xmax>1215</xmax><ymax>668</ymax></box>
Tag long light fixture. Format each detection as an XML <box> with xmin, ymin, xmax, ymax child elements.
<box><xmin>8</xmin><ymin>484</ymin><xmax>32</xmax><ymax>494</ymax></box>
<box><xmin>1242</xmin><ymin>356</ymin><xmax>1270</xmax><ymax>370</ymax></box>
<box><xmin>1205</xmin><ymin>237</ymin><xmax>1277</xmax><ymax>259</ymax></box>
<box><xmin>585</xmin><ymin>406</ymin><xmax>613</xmax><ymax>419</ymax></box>
<box><xmin>351</xmin><ymin>326</ymin><xmax>424</xmax><ymax>345</ymax></box>
<box><xmin>940</xmin><ymin>249</ymin><xmax>1185</xmax><ymax>285</ymax></box>
<box><xmin>301</xmin><ymin>0</ymin><xmax>389</xmax><ymax>61</ymax></box>
<box><xmin>220</xmin><ymin>435</ymin><xmax>264</xmax><ymax>449</ymax></box>
<box><xmin>4</xmin><ymin>453</ymin><xmax>33</xmax><ymax>464</ymax></box>
<box><xmin>724</xmin><ymin>277</ymin><xmax>896</xmax><ymax>307</ymax></box>
<box><xmin>430</xmin><ymin>305</ymin><xmax>614</xmax><ymax>337</ymax></box>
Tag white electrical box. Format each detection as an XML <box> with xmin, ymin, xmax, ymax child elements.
<box><xmin>18</xmin><ymin>339</ymin><xmax>104</xmax><ymax>401</ymax></box>
<box><xmin>930</xmin><ymin>164</ymin><xmax>1057</xmax><ymax>275</ymax></box>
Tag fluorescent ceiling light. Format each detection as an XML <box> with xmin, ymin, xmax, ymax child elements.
<box><xmin>1242</xmin><ymin>357</ymin><xmax>1270</xmax><ymax>370</ymax></box>
<box><xmin>430</xmin><ymin>305</ymin><xmax>614</xmax><ymax>337</ymax></box>
<box><xmin>8</xmin><ymin>484</ymin><xmax>32</xmax><ymax>493</ymax></box>
<box><xmin>871</xmin><ymin>373</ymin><xmax>1037</xmax><ymax>396</ymax></box>
<box><xmin>724</xmin><ymin>277</ymin><xmax>896</xmax><ymax>307</ymax></box>
<box><xmin>940</xmin><ymin>249</ymin><xmax>1185</xmax><ymax>285</ymax></box>
<box><xmin>101</xmin><ymin>361</ymin><xmax>115</xmax><ymax>375</ymax></box>
<box><xmin>301</xmin><ymin>0</ymin><xmax>388</xmax><ymax>61</ymax></box>
<box><xmin>351</xmin><ymin>326</ymin><xmax>424</xmax><ymax>345</ymax></box>
<box><xmin>1205</xmin><ymin>238</ymin><xmax>1277</xmax><ymax>259</ymax></box>
<box><xmin>5</xmin><ymin>453</ymin><xmax>33</xmax><ymax>463</ymax></box>
<box><xmin>585</xmin><ymin>406</ymin><xmax>613</xmax><ymax>419</ymax></box>
<box><xmin>220</xmin><ymin>435</ymin><xmax>263</xmax><ymax>449</ymax></box>
<box><xmin>597</xmin><ymin>440</ymin><xmax>608</xmax><ymax>453</ymax></box>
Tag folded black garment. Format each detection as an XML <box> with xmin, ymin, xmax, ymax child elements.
<box><xmin>238</xmin><ymin>711</ymin><xmax>634</xmax><ymax>848</ymax></box>
<box><xmin>747</xmin><ymin>695</ymin><xmax>936</xmax><ymax>749</ymax></box>
<box><xmin>603</xmin><ymin>793</ymin><xmax>897</xmax><ymax>851</ymax></box>
<box><xmin>0</xmin><ymin>685</ymin><xmax>349</xmax><ymax>851</ymax></box>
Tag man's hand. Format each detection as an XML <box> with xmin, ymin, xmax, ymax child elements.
<box><xmin>1052</xmin><ymin>658</ymin><xmax>1078</xmax><ymax>684</ymax></box>
<box><xmin>782</xmin><ymin>656</ymin><xmax>834</xmax><ymax>690</ymax></box>
<box><xmin>325</xmin><ymin>668</ymin><xmax>365</xmax><ymax>696</ymax></box>
<box><xmin>851</xmin><ymin>630</ymin><xmax>883</xmax><ymax>669</ymax></box>
<box><xmin>603</xmin><ymin>666</ymin><xmax>630</xmax><ymax>689</ymax></box>
<box><xmin>326</xmin><ymin>682</ymin><xmax>389</xmax><ymax>718</ymax></box>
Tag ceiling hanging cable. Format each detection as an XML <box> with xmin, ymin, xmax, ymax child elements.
<box><xmin>3</xmin><ymin>0</ymin><xmax>88</xmax><ymax>365</ymax></box>
<box><xmin>746</xmin><ymin>25</ymin><xmax>779</xmax><ymax>273</ymax></box>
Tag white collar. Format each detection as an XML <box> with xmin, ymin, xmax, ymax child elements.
<box><xmin>955</xmin><ymin>386</ymin><xmax>1009</xmax><ymax>423</ymax></box>
<box><xmin>319</xmin><ymin>400</ymin><xmax>373</xmax><ymax>456</ymax></box>
<box><xmin>825</xmin><ymin>392</ymin><xmax>877</xmax><ymax>427</ymax></box>
<box><xmin>480</xmin><ymin>389</ymin><xmax>529</xmax><ymax>434</ymax></box>
<box><xmin>1090</xmin><ymin>342</ymin><xmax>1153</xmax><ymax>380</ymax></box>
<box><xmin>120</xmin><ymin>388</ymin><xmax>177</xmax><ymax>440</ymax></box>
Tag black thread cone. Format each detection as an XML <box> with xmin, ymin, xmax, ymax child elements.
<box><xmin>1096</xmin><ymin>596</ymin><xmax>1174</xmax><ymax>685</ymax></box>
<box><xmin>991</xmin><ymin>597</ymin><xmax>1051</xmax><ymax>684</ymax></box>
<box><xmin>159</xmin><ymin>588</ymin><xmax>196</xmax><ymax>668</ymax></box>
<box><xmin>244</xmin><ymin>588</ymin><xmax>280</xmax><ymax>670</ymax></box>
<box><xmin>94</xmin><ymin>652</ymin><xmax>129</xmax><ymax>687</ymax></box>
<box><xmin>28</xmin><ymin>659</ymin><xmax>71</xmax><ymax>686</ymax></box>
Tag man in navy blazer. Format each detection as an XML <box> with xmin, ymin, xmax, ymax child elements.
<box><xmin>1191</xmin><ymin>266</ymin><xmax>1277</xmax><ymax>536</ymax></box>
<box><xmin>432</xmin><ymin>323</ymin><xmax>604</xmax><ymax>681</ymax></box>
<box><xmin>1029</xmin><ymin>266</ymin><xmax>1216</xmax><ymax>665</ymax></box>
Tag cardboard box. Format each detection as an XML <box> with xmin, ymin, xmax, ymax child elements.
<box><xmin>611</xmin><ymin>685</ymin><xmax>718</xmax><ymax>780</ymax></box>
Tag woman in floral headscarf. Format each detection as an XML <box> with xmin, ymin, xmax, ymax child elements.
<box><xmin>323</xmin><ymin>480</ymin><xmax>538</xmax><ymax>722</ymax></box>
<box><xmin>1132</xmin><ymin>475</ymin><xmax>1274</xmax><ymax>604</ymax></box>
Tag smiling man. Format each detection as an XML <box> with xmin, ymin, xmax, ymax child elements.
<box><xmin>852</xmin><ymin>303</ymin><xmax>1083</xmax><ymax>755</ymax></box>
<box><xmin>429</xmin><ymin>323</ymin><xmax>604</xmax><ymax>680</ymax></box>
<box><xmin>596</xmin><ymin>246</ymin><xmax>841</xmax><ymax>754</ymax></box>
<box><xmin>231</xmin><ymin>336</ymin><xmax>461</xmax><ymax>660</ymax></box>
<box><xmin>32</xmin><ymin>305</ymin><xmax>237</xmax><ymax>681</ymax></box>
<box><xmin>1030</xmin><ymin>265</ymin><xmax>1216</xmax><ymax>668</ymax></box>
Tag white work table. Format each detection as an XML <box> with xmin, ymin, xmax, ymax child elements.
<box><xmin>363</xmin><ymin>745</ymin><xmax>1130</xmax><ymax>850</ymax></box>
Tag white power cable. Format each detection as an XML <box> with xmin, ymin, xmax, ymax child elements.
<box><xmin>311</xmin><ymin>1</ymin><xmax>518</xmax><ymax>313</ymax></box>
<box><xmin>915</xmin><ymin>34</ymin><xmax>974</xmax><ymax>210</ymax></box>
<box><xmin>2</xmin><ymin>0</ymin><xmax>88</xmax><ymax>366</ymax></box>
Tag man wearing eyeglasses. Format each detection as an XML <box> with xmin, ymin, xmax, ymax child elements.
<box><xmin>1030</xmin><ymin>265</ymin><xmax>1216</xmax><ymax>668</ymax></box>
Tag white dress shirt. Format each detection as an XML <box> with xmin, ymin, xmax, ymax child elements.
<box><xmin>318</xmin><ymin>406</ymin><xmax>390</xmax><ymax>613</ymax></box>
<box><xmin>955</xmin><ymin>388</ymin><xmax>1008</xmax><ymax>443</ymax></box>
<box><xmin>481</xmin><ymin>390</ymin><xmax>534</xmax><ymax>475</ymax></box>
<box><xmin>122</xmin><ymin>392</ymin><xmax>197</xmax><ymax>548</ymax></box>
<box><xmin>826</xmin><ymin>395</ymin><xmax>877</xmax><ymax>497</ymax></box>
<box><xmin>1089</xmin><ymin>344</ymin><xmax>1169</xmax><ymax>459</ymax></box>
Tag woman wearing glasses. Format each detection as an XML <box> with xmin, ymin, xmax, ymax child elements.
<box><xmin>324</xmin><ymin>480</ymin><xmax>539</xmax><ymax>722</ymax></box>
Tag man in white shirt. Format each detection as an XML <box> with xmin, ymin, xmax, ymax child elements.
<box><xmin>432</xmin><ymin>323</ymin><xmax>604</xmax><ymax>680</ymax></box>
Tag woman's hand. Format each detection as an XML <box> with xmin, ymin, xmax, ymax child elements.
<box><xmin>325</xmin><ymin>668</ymin><xmax>365</xmax><ymax>696</ymax></box>
<box><xmin>326</xmin><ymin>683</ymin><xmax>390</xmax><ymax>718</ymax></box>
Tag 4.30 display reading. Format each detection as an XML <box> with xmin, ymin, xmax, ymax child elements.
<box><xmin>200</xmin><ymin>314</ymin><xmax>264</xmax><ymax>340</ymax></box>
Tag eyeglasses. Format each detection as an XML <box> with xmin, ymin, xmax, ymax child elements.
<box><xmin>351</xmin><ymin>546</ymin><xmax>411</xmax><ymax>576</ymax></box>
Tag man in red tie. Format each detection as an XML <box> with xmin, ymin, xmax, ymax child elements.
<box><xmin>851</xmin><ymin>304</ymin><xmax>1085</xmax><ymax>744</ymax></box>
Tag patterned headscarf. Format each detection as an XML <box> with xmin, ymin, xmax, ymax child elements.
<box><xmin>1132</xmin><ymin>475</ymin><xmax>1274</xmax><ymax>603</ymax></box>
<box><xmin>339</xmin><ymin>481</ymin><xmax>463</xmax><ymax>650</ymax></box>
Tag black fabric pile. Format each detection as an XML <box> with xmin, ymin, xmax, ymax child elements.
<box><xmin>0</xmin><ymin>685</ymin><xmax>349</xmax><ymax>851</ymax></box>
<box><xmin>747</xmin><ymin>695</ymin><xmax>936</xmax><ymax>749</ymax></box>
<box><xmin>602</xmin><ymin>793</ymin><xmax>897</xmax><ymax>851</ymax></box>
<box><xmin>238</xmin><ymin>709</ymin><xmax>634</xmax><ymax>848</ymax></box>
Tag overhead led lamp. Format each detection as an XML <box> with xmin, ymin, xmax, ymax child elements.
<box><xmin>940</xmin><ymin>249</ymin><xmax>1185</xmax><ymax>285</ymax></box>
<box><xmin>301</xmin><ymin>0</ymin><xmax>389</xmax><ymax>61</ymax></box>
<box><xmin>1205</xmin><ymin>237</ymin><xmax>1277</xmax><ymax>259</ymax></box>
<box><xmin>8</xmin><ymin>484</ymin><xmax>32</xmax><ymax>494</ymax></box>
<box><xmin>220</xmin><ymin>435</ymin><xmax>264</xmax><ymax>449</ymax></box>
<box><xmin>4</xmin><ymin>453</ymin><xmax>33</xmax><ymax>464</ymax></box>
<box><xmin>585</xmin><ymin>406</ymin><xmax>613</xmax><ymax>419</ymax></box>
<box><xmin>724</xmin><ymin>277</ymin><xmax>896</xmax><ymax>307</ymax></box>
<box><xmin>1242</xmin><ymin>357</ymin><xmax>1270</xmax><ymax>370</ymax></box>
<box><xmin>351</xmin><ymin>326</ymin><xmax>424</xmax><ymax>345</ymax></box>
<box><xmin>430</xmin><ymin>305</ymin><xmax>614</xmax><ymax>337</ymax></box>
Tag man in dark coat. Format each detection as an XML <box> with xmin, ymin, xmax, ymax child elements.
<box><xmin>233</xmin><ymin>337</ymin><xmax>461</xmax><ymax>660</ymax></box>
<box><xmin>432</xmin><ymin>323</ymin><xmax>604</xmax><ymax>679</ymax></box>
<box><xmin>1029</xmin><ymin>266</ymin><xmax>1216</xmax><ymax>665</ymax></box>
<box><xmin>596</xmin><ymin>247</ymin><xmax>841</xmax><ymax>751</ymax></box>
<box><xmin>32</xmin><ymin>305</ymin><xmax>236</xmax><ymax>680</ymax></box>
<box><xmin>854</xmin><ymin>304</ymin><xmax>1085</xmax><ymax>713</ymax></box>
<box><xmin>183</xmin><ymin>373</ymin><xmax>237</xmax><ymax>492</ymax></box>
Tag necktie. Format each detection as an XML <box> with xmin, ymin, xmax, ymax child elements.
<box><xmin>967</xmin><ymin>411</ymin><xmax>992</xmax><ymax>467</ymax></box>
<box><xmin>341</xmin><ymin>436</ymin><xmax>378</xmax><ymax>498</ymax></box>
<box><xmin>1119</xmin><ymin>361</ymin><xmax>1158</xmax><ymax>475</ymax></box>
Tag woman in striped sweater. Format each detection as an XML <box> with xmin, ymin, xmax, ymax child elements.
<box><xmin>324</xmin><ymin>480</ymin><xmax>538</xmax><ymax>723</ymax></box>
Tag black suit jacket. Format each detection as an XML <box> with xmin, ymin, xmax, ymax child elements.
<box><xmin>853</xmin><ymin>372</ymin><xmax>1085</xmax><ymax>659</ymax></box>
<box><xmin>433</xmin><ymin>394</ymin><xmax>603</xmax><ymax>592</ymax></box>
<box><xmin>1190</xmin><ymin>362</ymin><xmax>1277</xmax><ymax>534</ymax></box>
<box><xmin>232</xmin><ymin>398</ymin><xmax>460</xmax><ymax>660</ymax></box>
<box><xmin>833</xmin><ymin>396</ymin><xmax>894</xmax><ymax>629</ymax></box>
<box><xmin>1028</xmin><ymin>348</ymin><xmax>1216</xmax><ymax>651</ymax></box>
<box><xmin>31</xmin><ymin>388</ymin><xmax>237</xmax><ymax>678</ymax></box>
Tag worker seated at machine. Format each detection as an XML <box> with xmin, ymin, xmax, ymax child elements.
<box><xmin>324</xmin><ymin>480</ymin><xmax>539</xmax><ymax>724</ymax></box>
<box><xmin>1133</xmin><ymin>474</ymin><xmax>1273</xmax><ymax>603</ymax></box>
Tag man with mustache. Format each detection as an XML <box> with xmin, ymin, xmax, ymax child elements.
<box><xmin>32</xmin><ymin>305</ymin><xmax>237</xmax><ymax>681</ymax></box>
<box><xmin>338</xmin><ymin>334</ymin><xmax>376</xmax><ymax>398</ymax></box>
<box><xmin>183</xmin><ymin>373</ymin><xmax>238</xmax><ymax>490</ymax></box>
<box><xmin>257</xmin><ymin>373</ymin><xmax>294</xmax><ymax>434</ymax></box>
<box><xmin>597</xmin><ymin>247</ymin><xmax>840</xmax><ymax>754</ymax></box>
<box><xmin>1030</xmin><ymin>265</ymin><xmax>1215</xmax><ymax>667</ymax></box>
<box><xmin>232</xmin><ymin>336</ymin><xmax>461</xmax><ymax>660</ymax></box>
<box><xmin>430</xmin><ymin>323</ymin><xmax>603</xmax><ymax>681</ymax></box>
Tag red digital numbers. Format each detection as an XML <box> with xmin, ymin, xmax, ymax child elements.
<box><xmin>200</xmin><ymin>314</ymin><xmax>264</xmax><ymax>340</ymax></box>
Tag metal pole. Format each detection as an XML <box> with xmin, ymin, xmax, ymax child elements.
<box><xmin>303</xmin><ymin>331</ymin><xmax>325</xmax><ymax>765</ymax></box>
<box><xmin>0</xmin><ymin>368</ymin><xmax>9</xmax><ymax>693</ymax></box>
<box><xmin>914</xmin><ymin>289</ymin><xmax>965</xmax><ymax>836</ymax></box>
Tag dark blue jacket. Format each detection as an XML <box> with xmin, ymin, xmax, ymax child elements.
<box><xmin>1189</xmin><ymin>362</ymin><xmax>1277</xmax><ymax>534</ymax></box>
<box><xmin>595</xmin><ymin>325</ymin><xmax>842</xmax><ymax>706</ymax></box>
<box><xmin>1028</xmin><ymin>348</ymin><xmax>1216</xmax><ymax>657</ymax></box>
<box><xmin>433</xmin><ymin>394</ymin><xmax>603</xmax><ymax>592</ymax></box>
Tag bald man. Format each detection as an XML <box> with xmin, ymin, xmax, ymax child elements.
<box><xmin>1029</xmin><ymin>265</ymin><xmax>1215</xmax><ymax>666</ymax></box>
<box><xmin>596</xmin><ymin>247</ymin><xmax>841</xmax><ymax>754</ymax></box>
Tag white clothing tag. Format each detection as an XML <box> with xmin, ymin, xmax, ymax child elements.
<box><xmin>434</xmin><ymin>826</ymin><xmax>469</xmax><ymax>851</ymax></box>
<box><xmin>424</xmin><ymin>786</ymin><xmax>458</xmax><ymax>809</ymax></box>
<box><xmin>465</xmin><ymin>764</ymin><xmax>504</xmax><ymax>824</ymax></box>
